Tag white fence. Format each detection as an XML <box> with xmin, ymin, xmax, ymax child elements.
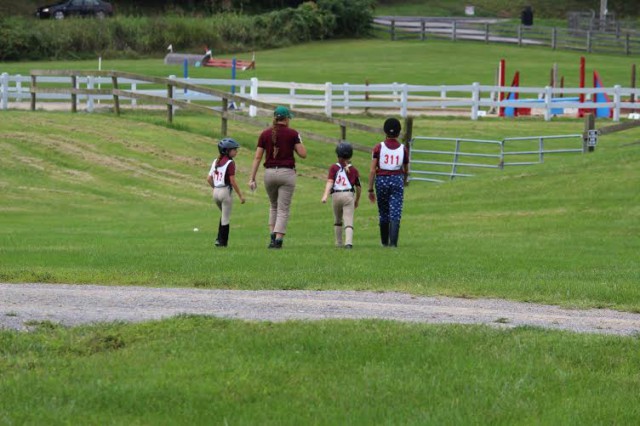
<box><xmin>2</xmin><ymin>72</ymin><xmax>640</xmax><ymax>121</ymax></box>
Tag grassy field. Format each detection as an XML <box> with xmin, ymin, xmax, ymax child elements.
<box><xmin>2</xmin><ymin>38</ymin><xmax>639</xmax><ymax>89</ymax></box>
<box><xmin>2</xmin><ymin>318</ymin><xmax>640</xmax><ymax>424</ymax></box>
<box><xmin>1</xmin><ymin>37</ymin><xmax>640</xmax><ymax>423</ymax></box>
<box><xmin>1</xmin><ymin>110</ymin><xmax>638</xmax><ymax>311</ymax></box>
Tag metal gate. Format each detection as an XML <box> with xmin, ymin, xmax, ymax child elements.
<box><xmin>409</xmin><ymin>134</ymin><xmax>584</xmax><ymax>183</ymax></box>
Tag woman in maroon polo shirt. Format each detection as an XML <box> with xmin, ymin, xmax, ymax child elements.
<box><xmin>249</xmin><ymin>106</ymin><xmax>307</xmax><ymax>249</ymax></box>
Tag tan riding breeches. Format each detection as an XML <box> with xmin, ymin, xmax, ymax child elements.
<box><xmin>332</xmin><ymin>191</ymin><xmax>355</xmax><ymax>245</ymax></box>
<box><xmin>213</xmin><ymin>187</ymin><xmax>233</xmax><ymax>225</ymax></box>
<box><xmin>264</xmin><ymin>168</ymin><xmax>296</xmax><ymax>235</ymax></box>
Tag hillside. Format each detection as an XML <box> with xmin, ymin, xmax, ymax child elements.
<box><xmin>1</xmin><ymin>110</ymin><xmax>638</xmax><ymax>310</ymax></box>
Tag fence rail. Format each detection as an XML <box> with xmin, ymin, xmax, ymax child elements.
<box><xmin>409</xmin><ymin>133</ymin><xmax>585</xmax><ymax>183</ymax></box>
<box><xmin>3</xmin><ymin>72</ymin><xmax>640</xmax><ymax>122</ymax></box>
<box><xmin>373</xmin><ymin>17</ymin><xmax>640</xmax><ymax>56</ymax></box>
<box><xmin>11</xmin><ymin>69</ymin><xmax>403</xmax><ymax>153</ymax></box>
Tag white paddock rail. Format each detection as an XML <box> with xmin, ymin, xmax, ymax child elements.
<box><xmin>2</xmin><ymin>72</ymin><xmax>639</xmax><ymax>121</ymax></box>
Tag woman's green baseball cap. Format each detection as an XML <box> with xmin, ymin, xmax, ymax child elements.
<box><xmin>274</xmin><ymin>105</ymin><xmax>293</xmax><ymax>119</ymax></box>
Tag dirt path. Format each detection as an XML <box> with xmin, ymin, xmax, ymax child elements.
<box><xmin>2</xmin><ymin>283</ymin><xmax>640</xmax><ymax>336</ymax></box>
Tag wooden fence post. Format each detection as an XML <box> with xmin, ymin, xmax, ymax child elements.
<box><xmin>340</xmin><ymin>124</ymin><xmax>346</xmax><ymax>142</ymax></box>
<box><xmin>71</xmin><ymin>75</ymin><xmax>77</xmax><ymax>113</ymax></box>
<box><xmin>420</xmin><ymin>19</ymin><xmax>426</xmax><ymax>41</ymax></box>
<box><xmin>517</xmin><ymin>24</ymin><xmax>522</xmax><ymax>46</ymax></box>
<box><xmin>625</xmin><ymin>33</ymin><xmax>630</xmax><ymax>55</ymax></box>
<box><xmin>587</xmin><ymin>31</ymin><xmax>592</xmax><ymax>53</ymax></box>
<box><xmin>364</xmin><ymin>79</ymin><xmax>370</xmax><ymax>115</ymax></box>
<box><xmin>403</xmin><ymin>116</ymin><xmax>413</xmax><ymax>185</ymax></box>
<box><xmin>221</xmin><ymin>97</ymin><xmax>228</xmax><ymax>137</ymax></box>
<box><xmin>630</xmin><ymin>64</ymin><xmax>636</xmax><ymax>105</ymax></box>
<box><xmin>452</xmin><ymin>21</ymin><xmax>457</xmax><ymax>41</ymax></box>
<box><xmin>391</xmin><ymin>19</ymin><xmax>395</xmax><ymax>41</ymax></box>
<box><xmin>551</xmin><ymin>27</ymin><xmax>557</xmax><ymax>50</ymax></box>
<box><xmin>30</xmin><ymin>75</ymin><xmax>36</xmax><ymax>111</ymax></box>
<box><xmin>485</xmin><ymin>23</ymin><xmax>490</xmax><ymax>43</ymax></box>
<box><xmin>112</xmin><ymin>75</ymin><xmax>120</xmax><ymax>116</ymax></box>
<box><xmin>583</xmin><ymin>113</ymin><xmax>595</xmax><ymax>153</ymax></box>
<box><xmin>167</xmin><ymin>82</ymin><xmax>173</xmax><ymax>123</ymax></box>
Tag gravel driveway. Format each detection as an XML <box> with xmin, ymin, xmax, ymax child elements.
<box><xmin>2</xmin><ymin>283</ymin><xmax>640</xmax><ymax>336</ymax></box>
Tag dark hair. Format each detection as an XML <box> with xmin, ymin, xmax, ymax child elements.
<box><xmin>383</xmin><ymin>118</ymin><xmax>401</xmax><ymax>137</ymax></box>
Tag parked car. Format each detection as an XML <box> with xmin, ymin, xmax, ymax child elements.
<box><xmin>36</xmin><ymin>0</ymin><xmax>113</xmax><ymax>20</ymax></box>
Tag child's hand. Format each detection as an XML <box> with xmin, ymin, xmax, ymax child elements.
<box><xmin>321</xmin><ymin>196</ymin><xmax>327</xmax><ymax>203</ymax></box>
<box><xmin>355</xmin><ymin>200</ymin><xmax>359</xmax><ymax>209</ymax></box>
<box><xmin>368</xmin><ymin>191</ymin><xmax>376</xmax><ymax>203</ymax></box>
<box><xmin>240</xmin><ymin>196</ymin><xmax>246</xmax><ymax>204</ymax></box>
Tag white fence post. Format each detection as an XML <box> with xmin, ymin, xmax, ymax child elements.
<box><xmin>87</xmin><ymin>76</ymin><xmax>94</xmax><ymax>112</ymax></box>
<box><xmin>613</xmin><ymin>85</ymin><xmax>621</xmax><ymax>121</ymax></box>
<box><xmin>249</xmin><ymin>77</ymin><xmax>258</xmax><ymax>117</ymax></box>
<box><xmin>392</xmin><ymin>82</ymin><xmax>399</xmax><ymax>104</ymax></box>
<box><xmin>400</xmin><ymin>84</ymin><xmax>408</xmax><ymax>118</ymax></box>
<box><xmin>1</xmin><ymin>73</ymin><xmax>8</xmax><ymax>110</ymax></box>
<box><xmin>440</xmin><ymin>85</ymin><xmax>447</xmax><ymax>109</ymax></box>
<box><xmin>131</xmin><ymin>82</ymin><xmax>137</xmax><ymax>107</ymax></box>
<box><xmin>471</xmin><ymin>82</ymin><xmax>480</xmax><ymax>120</ymax></box>
<box><xmin>544</xmin><ymin>86</ymin><xmax>552</xmax><ymax>121</ymax></box>
<box><xmin>343</xmin><ymin>83</ymin><xmax>349</xmax><ymax>113</ymax></box>
<box><xmin>324</xmin><ymin>82</ymin><xmax>332</xmax><ymax>117</ymax></box>
<box><xmin>240</xmin><ymin>85</ymin><xmax>246</xmax><ymax>110</ymax></box>
<box><xmin>15</xmin><ymin>74</ymin><xmax>22</xmax><ymax>102</ymax></box>
<box><xmin>289</xmin><ymin>84</ymin><xmax>295</xmax><ymax>110</ymax></box>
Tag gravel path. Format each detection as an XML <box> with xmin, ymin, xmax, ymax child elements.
<box><xmin>2</xmin><ymin>283</ymin><xmax>640</xmax><ymax>336</ymax></box>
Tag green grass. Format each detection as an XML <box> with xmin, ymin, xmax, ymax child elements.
<box><xmin>2</xmin><ymin>318</ymin><xmax>640</xmax><ymax>424</ymax></box>
<box><xmin>1</xmin><ymin>110</ymin><xmax>639</xmax><ymax>311</ymax></box>
<box><xmin>2</xmin><ymin>38</ymin><xmax>638</xmax><ymax>88</ymax></box>
<box><xmin>2</xmin><ymin>38</ymin><xmax>640</xmax><ymax>424</ymax></box>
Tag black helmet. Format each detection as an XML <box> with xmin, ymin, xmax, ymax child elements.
<box><xmin>335</xmin><ymin>142</ymin><xmax>353</xmax><ymax>159</ymax></box>
<box><xmin>218</xmin><ymin>137</ymin><xmax>240</xmax><ymax>155</ymax></box>
<box><xmin>383</xmin><ymin>118</ymin><xmax>401</xmax><ymax>137</ymax></box>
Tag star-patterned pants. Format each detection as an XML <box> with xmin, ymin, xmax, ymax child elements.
<box><xmin>375</xmin><ymin>174</ymin><xmax>404</xmax><ymax>223</ymax></box>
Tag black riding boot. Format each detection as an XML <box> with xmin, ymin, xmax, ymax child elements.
<box><xmin>219</xmin><ymin>224</ymin><xmax>230</xmax><ymax>247</ymax></box>
<box><xmin>379</xmin><ymin>222</ymin><xmax>390</xmax><ymax>247</ymax></box>
<box><xmin>389</xmin><ymin>221</ymin><xmax>400</xmax><ymax>247</ymax></box>
<box><xmin>214</xmin><ymin>220</ymin><xmax>223</xmax><ymax>247</ymax></box>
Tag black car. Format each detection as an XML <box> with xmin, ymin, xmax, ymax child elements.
<box><xmin>36</xmin><ymin>0</ymin><xmax>114</xmax><ymax>20</ymax></box>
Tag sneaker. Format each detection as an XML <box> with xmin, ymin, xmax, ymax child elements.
<box><xmin>268</xmin><ymin>233</ymin><xmax>276</xmax><ymax>248</ymax></box>
<box><xmin>344</xmin><ymin>244</ymin><xmax>353</xmax><ymax>249</ymax></box>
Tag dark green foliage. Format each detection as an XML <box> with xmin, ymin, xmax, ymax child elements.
<box><xmin>0</xmin><ymin>2</ymin><xmax>345</xmax><ymax>60</ymax></box>
<box><xmin>317</xmin><ymin>0</ymin><xmax>375</xmax><ymax>37</ymax></box>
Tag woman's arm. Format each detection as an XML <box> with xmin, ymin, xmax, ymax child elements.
<box><xmin>206</xmin><ymin>174</ymin><xmax>214</xmax><ymax>188</ymax></box>
<box><xmin>294</xmin><ymin>142</ymin><xmax>307</xmax><ymax>159</ymax></box>
<box><xmin>248</xmin><ymin>147</ymin><xmax>264</xmax><ymax>191</ymax></box>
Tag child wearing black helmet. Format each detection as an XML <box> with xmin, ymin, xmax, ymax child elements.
<box><xmin>321</xmin><ymin>142</ymin><xmax>361</xmax><ymax>249</ymax></box>
<box><xmin>368</xmin><ymin>118</ymin><xmax>409</xmax><ymax>247</ymax></box>
<box><xmin>207</xmin><ymin>137</ymin><xmax>246</xmax><ymax>247</ymax></box>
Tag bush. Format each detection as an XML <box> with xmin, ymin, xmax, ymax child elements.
<box><xmin>0</xmin><ymin>1</ymin><xmax>349</xmax><ymax>61</ymax></box>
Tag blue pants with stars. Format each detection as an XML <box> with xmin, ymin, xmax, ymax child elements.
<box><xmin>375</xmin><ymin>174</ymin><xmax>404</xmax><ymax>223</ymax></box>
